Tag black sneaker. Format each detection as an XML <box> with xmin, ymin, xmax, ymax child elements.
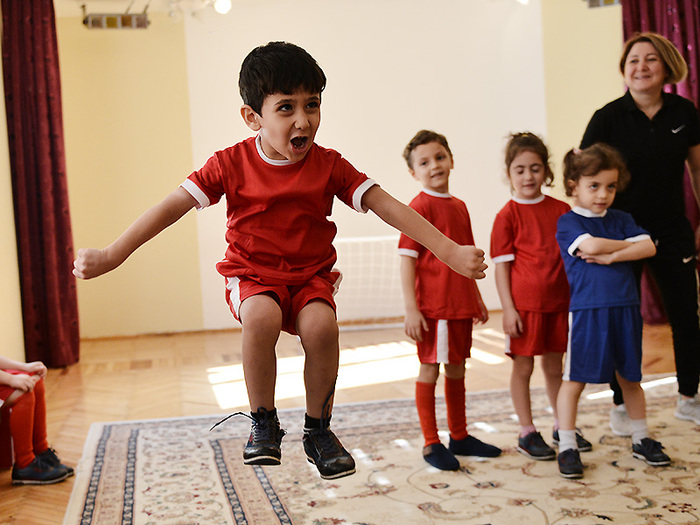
<box><xmin>241</xmin><ymin>408</ymin><xmax>286</xmax><ymax>465</ymax></box>
<box><xmin>552</xmin><ymin>429</ymin><xmax>593</xmax><ymax>452</ymax></box>
<box><xmin>632</xmin><ymin>438</ymin><xmax>671</xmax><ymax>467</ymax></box>
<box><xmin>12</xmin><ymin>455</ymin><xmax>71</xmax><ymax>485</ymax></box>
<box><xmin>557</xmin><ymin>448</ymin><xmax>584</xmax><ymax>479</ymax></box>
<box><xmin>37</xmin><ymin>448</ymin><xmax>74</xmax><ymax>477</ymax></box>
<box><xmin>423</xmin><ymin>443</ymin><xmax>460</xmax><ymax>471</ymax></box>
<box><xmin>448</xmin><ymin>435</ymin><xmax>501</xmax><ymax>458</ymax></box>
<box><xmin>303</xmin><ymin>426</ymin><xmax>356</xmax><ymax>479</ymax></box>
<box><xmin>517</xmin><ymin>431</ymin><xmax>555</xmax><ymax>460</ymax></box>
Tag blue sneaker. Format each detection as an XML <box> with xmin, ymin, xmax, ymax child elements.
<box><xmin>423</xmin><ymin>443</ymin><xmax>460</xmax><ymax>471</ymax></box>
<box><xmin>449</xmin><ymin>434</ymin><xmax>501</xmax><ymax>457</ymax></box>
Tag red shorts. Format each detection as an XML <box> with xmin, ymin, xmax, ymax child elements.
<box><xmin>416</xmin><ymin>318</ymin><xmax>473</xmax><ymax>364</ymax></box>
<box><xmin>225</xmin><ymin>270</ymin><xmax>341</xmax><ymax>335</ymax></box>
<box><xmin>506</xmin><ymin>310</ymin><xmax>568</xmax><ymax>357</ymax></box>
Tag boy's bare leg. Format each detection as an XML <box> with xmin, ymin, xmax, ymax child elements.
<box><xmin>296</xmin><ymin>300</ymin><xmax>356</xmax><ymax>479</ymax></box>
<box><xmin>556</xmin><ymin>380</ymin><xmax>585</xmax><ymax>431</ymax></box>
<box><xmin>511</xmin><ymin>355</ymin><xmax>535</xmax><ymax>428</ymax></box>
<box><xmin>541</xmin><ymin>353</ymin><xmax>563</xmax><ymax>423</ymax></box>
<box><xmin>239</xmin><ymin>294</ymin><xmax>283</xmax><ymax>411</ymax></box>
<box><xmin>295</xmin><ymin>300</ymin><xmax>339</xmax><ymax>419</ymax></box>
<box><xmin>616</xmin><ymin>372</ymin><xmax>646</xmax><ymax>420</ymax></box>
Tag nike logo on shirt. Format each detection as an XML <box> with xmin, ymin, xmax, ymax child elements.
<box><xmin>672</xmin><ymin>124</ymin><xmax>687</xmax><ymax>134</ymax></box>
<box><xmin>682</xmin><ymin>256</ymin><xmax>695</xmax><ymax>264</ymax></box>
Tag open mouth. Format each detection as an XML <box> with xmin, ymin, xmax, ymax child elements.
<box><xmin>291</xmin><ymin>136</ymin><xmax>308</xmax><ymax>150</ymax></box>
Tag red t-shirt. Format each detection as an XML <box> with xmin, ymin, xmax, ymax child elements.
<box><xmin>398</xmin><ymin>190</ymin><xmax>482</xmax><ymax>319</ymax></box>
<box><xmin>183</xmin><ymin>135</ymin><xmax>376</xmax><ymax>285</ymax></box>
<box><xmin>490</xmin><ymin>195</ymin><xmax>570</xmax><ymax>312</ymax></box>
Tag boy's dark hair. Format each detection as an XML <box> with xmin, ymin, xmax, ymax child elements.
<box><xmin>504</xmin><ymin>132</ymin><xmax>554</xmax><ymax>187</ymax></box>
<box><xmin>403</xmin><ymin>130</ymin><xmax>453</xmax><ymax>169</ymax></box>
<box><xmin>239</xmin><ymin>41</ymin><xmax>327</xmax><ymax>115</ymax></box>
<box><xmin>562</xmin><ymin>143</ymin><xmax>631</xmax><ymax>196</ymax></box>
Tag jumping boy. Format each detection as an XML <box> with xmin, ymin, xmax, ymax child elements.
<box><xmin>73</xmin><ymin>42</ymin><xmax>488</xmax><ymax>480</ymax></box>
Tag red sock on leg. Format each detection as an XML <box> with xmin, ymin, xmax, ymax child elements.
<box><xmin>31</xmin><ymin>379</ymin><xmax>49</xmax><ymax>455</ymax></box>
<box><xmin>9</xmin><ymin>390</ymin><xmax>37</xmax><ymax>469</ymax></box>
<box><xmin>415</xmin><ymin>381</ymin><xmax>439</xmax><ymax>447</ymax></box>
<box><xmin>445</xmin><ymin>376</ymin><xmax>468</xmax><ymax>441</ymax></box>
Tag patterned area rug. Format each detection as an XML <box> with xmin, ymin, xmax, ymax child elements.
<box><xmin>64</xmin><ymin>378</ymin><xmax>700</xmax><ymax>525</ymax></box>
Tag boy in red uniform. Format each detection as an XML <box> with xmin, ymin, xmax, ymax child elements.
<box><xmin>73</xmin><ymin>43</ymin><xmax>488</xmax><ymax>480</ymax></box>
<box><xmin>399</xmin><ymin>130</ymin><xmax>501</xmax><ymax>471</ymax></box>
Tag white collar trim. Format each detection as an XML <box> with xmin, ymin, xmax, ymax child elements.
<box><xmin>255</xmin><ymin>133</ymin><xmax>295</xmax><ymax>166</ymax></box>
<box><xmin>512</xmin><ymin>194</ymin><xmax>545</xmax><ymax>205</ymax></box>
<box><xmin>422</xmin><ymin>189</ymin><xmax>451</xmax><ymax>199</ymax></box>
<box><xmin>572</xmin><ymin>206</ymin><xmax>607</xmax><ymax>218</ymax></box>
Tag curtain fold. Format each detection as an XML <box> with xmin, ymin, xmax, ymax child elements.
<box><xmin>621</xmin><ymin>0</ymin><xmax>700</xmax><ymax>324</ymax></box>
<box><xmin>2</xmin><ymin>0</ymin><xmax>79</xmax><ymax>367</ymax></box>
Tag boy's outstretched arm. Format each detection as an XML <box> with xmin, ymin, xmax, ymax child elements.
<box><xmin>73</xmin><ymin>187</ymin><xmax>197</xmax><ymax>280</ymax></box>
<box><xmin>362</xmin><ymin>186</ymin><xmax>487</xmax><ymax>279</ymax></box>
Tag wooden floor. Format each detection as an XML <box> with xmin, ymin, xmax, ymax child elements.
<box><xmin>0</xmin><ymin>314</ymin><xmax>677</xmax><ymax>525</ymax></box>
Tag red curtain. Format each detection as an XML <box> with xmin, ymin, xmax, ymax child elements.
<box><xmin>2</xmin><ymin>0</ymin><xmax>79</xmax><ymax>366</ymax></box>
<box><xmin>621</xmin><ymin>0</ymin><xmax>700</xmax><ymax>323</ymax></box>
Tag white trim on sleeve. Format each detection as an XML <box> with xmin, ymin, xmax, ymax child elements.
<box><xmin>180</xmin><ymin>179</ymin><xmax>210</xmax><ymax>210</ymax></box>
<box><xmin>398</xmin><ymin>248</ymin><xmax>419</xmax><ymax>258</ymax></box>
<box><xmin>492</xmin><ymin>254</ymin><xmax>515</xmax><ymax>264</ymax></box>
<box><xmin>625</xmin><ymin>234</ymin><xmax>651</xmax><ymax>243</ymax></box>
<box><xmin>353</xmin><ymin>179</ymin><xmax>378</xmax><ymax>213</ymax></box>
<box><xmin>567</xmin><ymin>233</ymin><xmax>592</xmax><ymax>256</ymax></box>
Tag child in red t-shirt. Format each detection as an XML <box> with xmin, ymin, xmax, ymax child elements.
<box><xmin>490</xmin><ymin>132</ymin><xmax>590</xmax><ymax>461</ymax></box>
<box><xmin>73</xmin><ymin>43</ymin><xmax>488</xmax><ymax>481</ymax></box>
<box><xmin>399</xmin><ymin>130</ymin><xmax>501</xmax><ymax>471</ymax></box>
<box><xmin>0</xmin><ymin>356</ymin><xmax>73</xmax><ymax>484</ymax></box>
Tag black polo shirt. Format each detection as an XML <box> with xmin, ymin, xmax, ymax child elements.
<box><xmin>580</xmin><ymin>91</ymin><xmax>700</xmax><ymax>239</ymax></box>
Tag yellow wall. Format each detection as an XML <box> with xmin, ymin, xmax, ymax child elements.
<box><xmin>57</xmin><ymin>13</ymin><xmax>203</xmax><ymax>338</ymax></box>
<box><xmin>541</xmin><ymin>0</ymin><xmax>623</xmax><ymax>198</ymax></box>
<box><xmin>0</xmin><ymin>45</ymin><xmax>25</xmax><ymax>362</ymax></box>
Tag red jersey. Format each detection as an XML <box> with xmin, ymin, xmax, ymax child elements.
<box><xmin>182</xmin><ymin>135</ymin><xmax>376</xmax><ymax>285</ymax></box>
<box><xmin>398</xmin><ymin>190</ymin><xmax>482</xmax><ymax>319</ymax></box>
<box><xmin>490</xmin><ymin>195</ymin><xmax>570</xmax><ymax>312</ymax></box>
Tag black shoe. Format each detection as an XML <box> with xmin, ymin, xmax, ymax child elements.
<box><xmin>517</xmin><ymin>431</ymin><xmax>555</xmax><ymax>460</ymax></box>
<box><xmin>449</xmin><ymin>435</ymin><xmax>501</xmax><ymax>457</ymax></box>
<box><xmin>632</xmin><ymin>438</ymin><xmax>671</xmax><ymax>467</ymax></box>
<box><xmin>557</xmin><ymin>448</ymin><xmax>583</xmax><ymax>479</ymax></box>
<box><xmin>12</xmin><ymin>456</ymin><xmax>71</xmax><ymax>485</ymax></box>
<box><xmin>552</xmin><ymin>429</ymin><xmax>592</xmax><ymax>453</ymax></box>
<box><xmin>423</xmin><ymin>443</ymin><xmax>460</xmax><ymax>471</ymax></box>
<box><xmin>37</xmin><ymin>448</ymin><xmax>74</xmax><ymax>477</ymax></box>
<box><xmin>303</xmin><ymin>426</ymin><xmax>356</xmax><ymax>479</ymax></box>
<box><xmin>242</xmin><ymin>408</ymin><xmax>286</xmax><ymax>465</ymax></box>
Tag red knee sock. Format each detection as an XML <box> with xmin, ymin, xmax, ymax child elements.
<box><xmin>31</xmin><ymin>379</ymin><xmax>49</xmax><ymax>455</ymax></box>
<box><xmin>445</xmin><ymin>376</ymin><xmax>468</xmax><ymax>441</ymax></box>
<box><xmin>7</xmin><ymin>379</ymin><xmax>49</xmax><ymax>470</ymax></box>
<box><xmin>415</xmin><ymin>381</ymin><xmax>439</xmax><ymax>447</ymax></box>
<box><xmin>9</xmin><ymin>390</ymin><xmax>37</xmax><ymax>469</ymax></box>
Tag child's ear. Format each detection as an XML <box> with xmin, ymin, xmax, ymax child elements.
<box><xmin>240</xmin><ymin>105</ymin><xmax>262</xmax><ymax>131</ymax></box>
